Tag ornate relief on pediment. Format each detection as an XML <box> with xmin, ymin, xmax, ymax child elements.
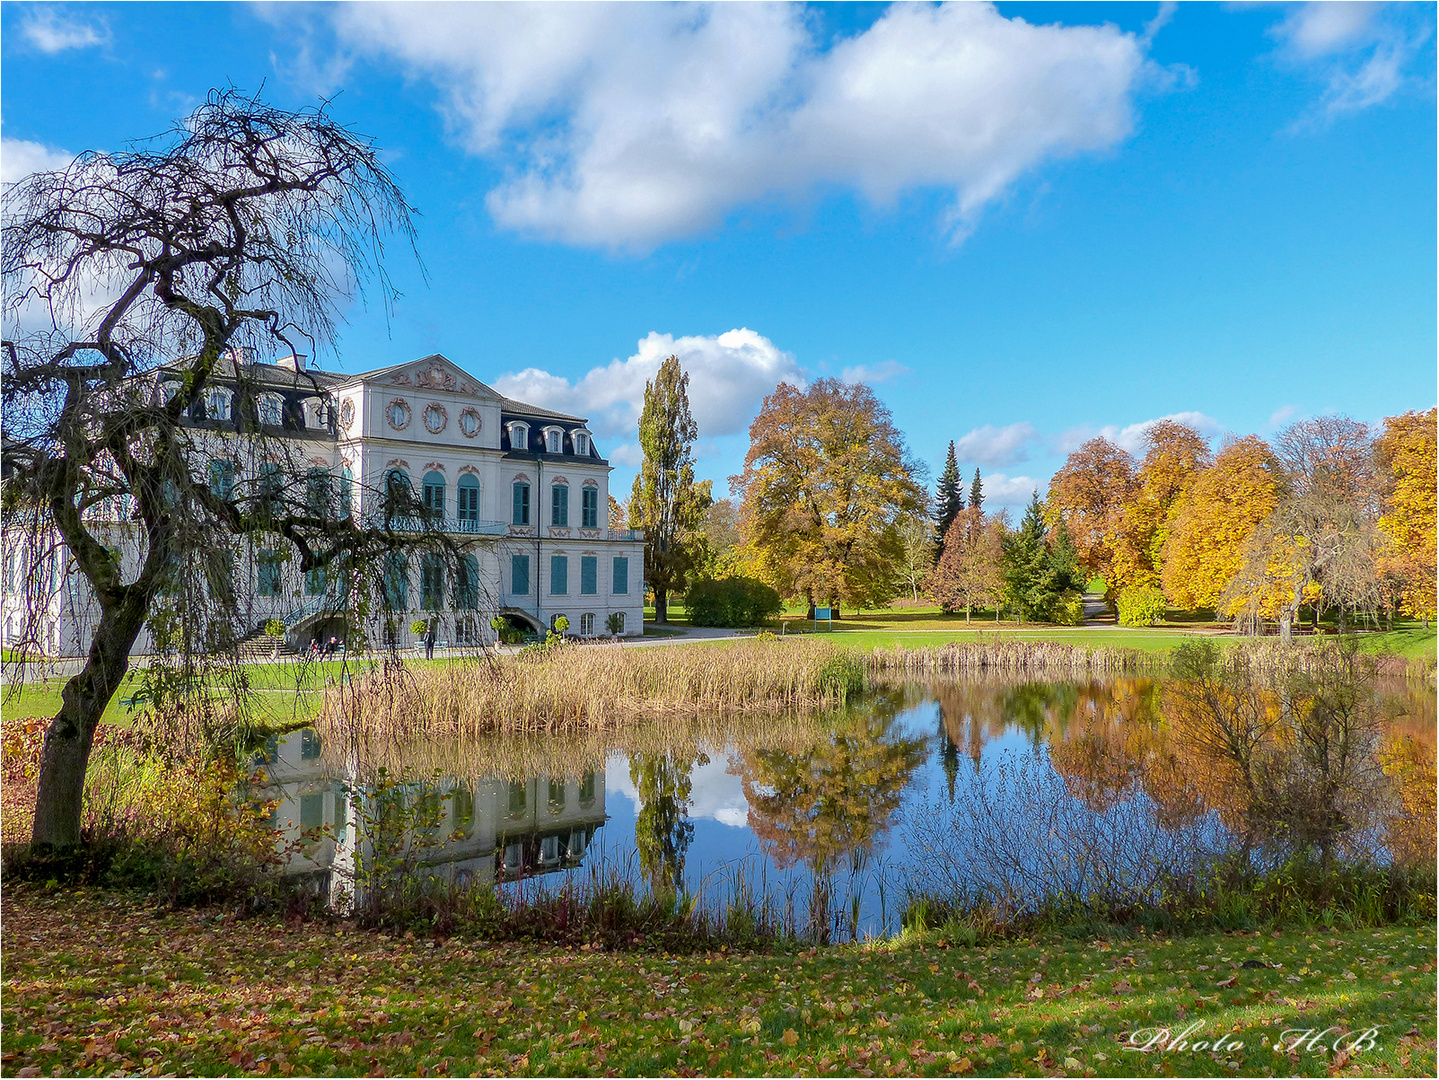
<box><xmin>389</xmin><ymin>372</ymin><xmax>413</xmax><ymax>386</ymax></box>
<box><xmin>414</xmin><ymin>362</ymin><xmax>457</xmax><ymax>392</ymax></box>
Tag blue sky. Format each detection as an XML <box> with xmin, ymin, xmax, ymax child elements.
<box><xmin>3</xmin><ymin>1</ymin><xmax>1434</xmax><ymax>507</ymax></box>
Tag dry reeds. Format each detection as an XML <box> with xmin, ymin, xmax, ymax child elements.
<box><xmin>869</xmin><ymin>639</ymin><xmax>1157</xmax><ymax>677</ymax></box>
<box><xmin>318</xmin><ymin>638</ymin><xmax>860</xmax><ymax>740</ymax></box>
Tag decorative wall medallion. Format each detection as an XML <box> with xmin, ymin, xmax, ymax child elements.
<box><xmin>423</xmin><ymin>402</ymin><xmax>448</xmax><ymax>434</ymax></box>
<box><xmin>339</xmin><ymin>399</ymin><xmax>356</xmax><ymax>431</ymax></box>
<box><xmin>424</xmin><ymin>461</ymin><xmax>446</xmax><ymax>474</ymax></box>
<box><xmin>458</xmin><ymin>464</ymin><xmax>481</xmax><ymax>477</ymax></box>
<box><xmin>386</xmin><ymin>398</ymin><xmax>411</xmax><ymax>431</ymax></box>
<box><xmin>459</xmin><ymin>407</ymin><xmax>482</xmax><ymax>438</ymax></box>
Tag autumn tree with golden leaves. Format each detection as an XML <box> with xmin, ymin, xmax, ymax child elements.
<box><xmin>732</xmin><ymin>379</ymin><xmax>925</xmax><ymax>613</ymax></box>
<box><xmin>1374</xmin><ymin>407</ymin><xmax>1437</xmax><ymax>626</ymax></box>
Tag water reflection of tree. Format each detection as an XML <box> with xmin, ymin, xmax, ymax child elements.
<box><xmin>629</xmin><ymin>752</ymin><xmax>708</xmax><ymax>895</ymax></box>
<box><xmin>736</xmin><ymin>695</ymin><xmax>926</xmax><ymax>939</ymax></box>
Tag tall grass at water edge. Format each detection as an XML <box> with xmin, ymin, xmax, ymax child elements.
<box><xmin>319</xmin><ymin>638</ymin><xmax>868</xmax><ymax>738</ymax></box>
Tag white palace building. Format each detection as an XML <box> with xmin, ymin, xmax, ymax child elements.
<box><xmin>0</xmin><ymin>351</ymin><xmax>645</xmax><ymax>656</ymax></box>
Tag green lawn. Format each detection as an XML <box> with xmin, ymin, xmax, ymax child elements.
<box><xmin>3</xmin><ymin>889</ymin><xmax>1433</xmax><ymax>1077</ymax></box>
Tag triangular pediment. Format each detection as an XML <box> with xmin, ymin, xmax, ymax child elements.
<box><xmin>357</xmin><ymin>354</ymin><xmax>501</xmax><ymax>400</ymax></box>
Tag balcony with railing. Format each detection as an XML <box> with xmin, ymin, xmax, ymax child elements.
<box><xmin>363</xmin><ymin>512</ymin><xmax>509</xmax><ymax>537</ymax></box>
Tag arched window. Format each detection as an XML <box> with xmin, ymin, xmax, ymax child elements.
<box><xmin>385</xmin><ymin>468</ymin><xmax>411</xmax><ymax>522</ymax></box>
<box><xmin>548</xmin><ymin>779</ymin><xmax>566</xmax><ymax>814</ymax></box>
<box><xmin>573</xmin><ymin>431</ymin><xmax>590</xmax><ymax>457</ymax></box>
<box><xmin>258</xmin><ymin>393</ymin><xmax>283</xmax><ymax>427</ymax></box>
<box><xmin>420</xmin><ymin>552</ymin><xmax>444</xmax><ymax>609</ymax></box>
<box><xmin>208</xmin><ymin>459</ymin><xmax>236</xmax><ymax>501</ymax></box>
<box><xmin>422</xmin><ymin>471</ymin><xmax>445</xmax><ymax>518</ymax></box>
<box><xmin>455</xmin><ymin>554</ymin><xmax>479</xmax><ymax>610</ymax></box>
<box><xmin>306</xmin><ymin>468</ymin><xmax>331</xmax><ymax>519</ymax></box>
<box><xmin>384</xmin><ymin>551</ymin><xmax>409</xmax><ymax>609</ymax></box>
<box><xmin>544</xmin><ymin>428</ymin><xmax>563</xmax><ymax>454</ymax></box>
<box><xmin>457</xmin><ymin>474</ymin><xmax>480</xmax><ymax>526</ymax></box>
<box><xmin>205</xmin><ymin>388</ymin><xmax>232</xmax><ymax>421</ymax></box>
<box><xmin>509</xmin><ymin>422</ymin><xmax>529</xmax><ymax>451</ymax></box>
<box><xmin>551</xmin><ymin>482</ymin><xmax>569</xmax><ymax>527</ymax></box>
<box><xmin>257</xmin><ymin>462</ymin><xmax>282</xmax><ymax>513</ymax></box>
<box><xmin>579</xmin><ymin>770</ymin><xmax>597</xmax><ymax>809</ymax></box>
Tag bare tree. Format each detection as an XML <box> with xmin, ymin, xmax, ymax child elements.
<box><xmin>1</xmin><ymin>89</ymin><xmax>476</xmax><ymax>848</ymax></box>
<box><xmin>1222</xmin><ymin>416</ymin><xmax>1384</xmax><ymax>642</ymax></box>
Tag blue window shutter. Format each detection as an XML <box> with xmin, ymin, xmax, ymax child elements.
<box><xmin>582</xmin><ymin>487</ymin><xmax>598</xmax><ymax>528</ymax></box>
<box><xmin>552</xmin><ymin>484</ymin><xmax>568</xmax><ymax>526</ymax></box>
<box><xmin>581</xmin><ymin>556</ymin><xmax>597</xmax><ymax>595</ymax></box>
<box><xmin>550</xmin><ymin>555</ymin><xmax>568</xmax><ymax>594</ymax></box>
<box><xmin>512</xmin><ymin>554</ymin><xmax>529</xmax><ymax>595</ymax></box>
<box><xmin>513</xmin><ymin>482</ymin><xmax>529</xmax><ymax>525</ymax></box>
<box><xmin>613</xmin><ymin>556</ymin><xmax>628</xmax><ymax>595</ymax></box>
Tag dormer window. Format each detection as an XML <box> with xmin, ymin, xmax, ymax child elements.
<box><xmin>573</xmin><ymin>431</ymin><xmax>590</xmax><ymax>457</ymax></box>
<box><xmin>544</xmin><ymin>427</ymin><xmax>563</xmax><ymax>454</ymax></box>
<box><xmin>205</xmin><ymin>388</ymin><xmax>232</xmax><ymax>421</ymax></box>
<box><xmin>258</xmin><ymin>393</ymin><xmax>284</xmax><ymax>427</ymax></box>
<box><xmin>509</xmin><ymin>422</ymin><xmax>529</xmax><ymax>451</ymax></box>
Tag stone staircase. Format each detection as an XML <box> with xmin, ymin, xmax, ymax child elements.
<box><xmin>237</xmin><ymin>629</ymin><xmax>294</xmax><ymax>662</ymax></box>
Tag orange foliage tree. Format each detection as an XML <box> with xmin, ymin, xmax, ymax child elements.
<box><xmin>928</xmin><ymin>507</ymin><xmax>1005</xmax><ymax>620</ymax></box>
<box><xmin>1111</xmin><ymin>420</ymin><xmax>1212</xmax><ymax>591</ymax></box>
<box><xmin>1374</xmin><ymin>408</ymin><xmax>1437</xmax><ymax>625</ymax></box>
<box><xmin>1043</xmin><ymin>437</ymin><xmax>1136</xmax><ymax>592</ymax></box>
<box><xmin>1161</xmin><ymin>435</ymin><xmax>1286</xmax><ymax>615</ymax></box>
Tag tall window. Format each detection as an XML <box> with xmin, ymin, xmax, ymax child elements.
<box><xmin>305</xmin><ymin>563</ymin><xmax>326</xmax><ymax>596</ymax></box>
<box><xmin>550</xmin><ymin>554</ymin><xmax>568</xmax><ymax>595</ymax></box>
<box><xmin>420</xmin><ymin>553</ymin><xmax>444</xmax><ymax>609</ymax></box>
<box><xmin>511</xmin><ymin>554</ymin><xmax>530</xmax><ymax>595</ymax></box>
<box><xmin>257</xmin><ymin>550</ymin><xmax>283</xmax><ymax>597</ymax></box>
<box><xmin>306</xmin><ymin>468</ymin><xmax>331</xmax><ymax>519</ymax></box>
<box><xmin>206</xmin><ymin>388</ymin><xmax>232</xmax><ymax>421</ymax></box>
<box><xmin>339</xmin><ymin>466</ymin><xmax>354</xmax><ymax>519</ymax></box>
<box><xmin>613</xmin><ymin>556</ymin><xmax>629</xmax><ymax>595</ymax></box>
<box><xmin>209</xmin><ymin>459</ymin><xmax>236</xmax><ymax>501</ymax></box>
<box><xmin>457</xmin><ymin>475</ymin><xmax>480</xmax><ymax>524</ymax></box>
<box><xmin>580</xmin><ymin>612</ymin><xmax>595</xmax><ymax>636</ymax></box>
<box><xmin>580</xmin><ymin>556</ymin><xmax>597</xmax><ymax>595</ymax></box>
<box><xmin>385</xmin><ymin>468</ymin><xmax>411</xmax><ymax>523</ymax></box>
<box><xmin>455</xmin><ymin>554</ymin><xmax>479</xmax><ymax>610</ymax></box>
<box><xmin>551</xmin><ymin>483</ymin><xmax>569</xmax><ymax>527</ymax></box>
<box><xmin>574</xmin><ymin>432</ymin><xmax>589</xmax><ymax>456</ymax></box>
<box><xmin>512</xmin><ymin>481</ymin><xmax>530</xmax><ymax>525</ymax></box>
<box><xmin>258</xmin><ymin>462</ymin><xmax>282</xmax><ymax>512</ymax></box>
<box><xmin>258</xmin><ymin>394</ymin><xmax>283</xmax><ymax>426</ymax></box>
<box><xmin>384</xmin><ymin>551</ymin><xmax>409</xmax><ymax>609</ymax></box>
<box><xmin>422</xmin><ymin>471</ymin><xmax>445</xmax><ymax>519</ymax></box>
<box><xmin>510</xmin><ymin>423</ymin><xmax>528</xmax><ymax>450</ymax></box>
<box><xmin>546</xmin><ymin>429</ymin><xmax>562</xmax><ymax>453</ymax></box>
<box><xmin>581</xmin><ymin>486</ymin><xmax>599</xmax><ymax>528</ymax></box>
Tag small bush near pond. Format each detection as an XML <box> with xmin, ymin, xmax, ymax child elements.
<box><xmin>1117</xmin><ymin>585</ymin><xmax>1167</xmax><ymax>626</ymax></box>
<box><xmin>686</xmin><ymin>576</ymin><xmax>783</xmax><ymax>627</ymax></box>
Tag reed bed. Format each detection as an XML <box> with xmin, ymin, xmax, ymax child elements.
<box><xmin>318</xmin><ymin>638</ymin><xmax>862</xmax><ymax>739</ymax></box>
<box><xmin>869</xmin><ymin>639</ymin><xmax>1158</xmax><ymax>677</ymax></box>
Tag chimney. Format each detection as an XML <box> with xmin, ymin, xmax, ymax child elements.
<box><xmin>275</xmin><ymin>353</ymin><xmax>308</xmax><ymax>372</ymax></box>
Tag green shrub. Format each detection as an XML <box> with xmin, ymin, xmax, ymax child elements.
<box><xmin>605</xmin><ymin>612</ymin><xmax>624</xmax><ymax>635</ymax></box>
<box><xmin>1117</xmin><ymin>586</ymin><xmax>1167</xmax><ymax>627</ymax></box>
<box><xmin>1051</xmin><ymin>589</ymin><xmax>1085</xmax><ymax>626</ymax></box>
<box><xmin>263</xmin><ymin>618</ymin><xmax>284</xmax><ymax>638</ymax></box>
<box><xmin>410</xmin><ymin>619</ymin><xmax>430</xmax><ymax>637</ymax></box>
<box><xmin>686</xmin><ymin>576</ymin><xmax>784</xmax><ymax>627</ymax></box>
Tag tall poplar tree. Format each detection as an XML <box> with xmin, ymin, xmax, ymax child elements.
<box><xmin>932</xmin><ymin>441</ymin><xmax>963</xmax><ymax>562</ymax></box>
<box><xmin>629</xmin><ymin>355</ymin><xmax>711</xmax><ymax>623</ymax></box>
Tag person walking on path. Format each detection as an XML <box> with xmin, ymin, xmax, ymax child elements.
<box><xmin>424</xmin><ymin>626</ymin><xmax>436</xmax><ymax>660</ymax></box>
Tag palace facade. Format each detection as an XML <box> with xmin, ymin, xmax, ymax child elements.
<box><xmin>0</xmin><ymin>351</ymin><xmax>645</xmax><ymax>656</ymax></box>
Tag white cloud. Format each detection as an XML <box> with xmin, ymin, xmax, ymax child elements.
<box><xmin>977</xmin><ymin>472</ymin><xmax>1041</xmax><ymax>507</ymax></box>
<box><xmin>840</xmin><ymin>360</ymin><xmax>908</xmax><ymax>385</ymax></box>
<box><xmin>492</xmin><ymin>328</ymin><xmax>803</xmax><ymax>452</ymax></box>
<box><xmin>18</xmin><ymin>7</ymin><xmax>109</xmax><ymax>53</ymax></box>
<box><xmin>1269</xmin><ymin>1</ymin><xmax>1432</xmax><ymax>121</ymax></box>
<box><xmin>1055</xmin><ymin>410</ymin><xmax>1220</xmax><ymax>456</ymax></box>
<box><xmin>955</xmin><ymin>421</ymin><xmax>1040</xmax><ymax>467</ymax></box>
<box><xmin>1267</xmin><ymin>404</ymin><xmax>1301</xmax><ymax>428</ymax></box>
<box><xmin>1</xmin><ymin>137</ymin><xmax>74</xmax><ymax>186</ymax></box>
<box><xmin>293</xmin><ymin>1</ymin><xmax>1156</xmax><ymax>249</ymax></box>
<box><xmin>606</xmin><ymin>751</ymin><xmax>751</xmax><ymax>828</ymax></box>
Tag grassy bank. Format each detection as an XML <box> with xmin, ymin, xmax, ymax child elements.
<box><xmin>3</xmin><ymin>888</ymin><xmax>1434</xmax><ymax>1078</ymax></box>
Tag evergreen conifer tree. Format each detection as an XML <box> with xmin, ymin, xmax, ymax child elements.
<box><xmin>932</xmin><ymin>441</ymin><xmax>963</xmax><ymax>561</ymax></box>
<box><xmin>969</xmin><ymin>468</ymin><xmax>984</xmax><ymax>512</ymax></box>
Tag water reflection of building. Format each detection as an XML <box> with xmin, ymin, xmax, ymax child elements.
<box><xmin>253</xmin><ymin>729</ymin><xmax>607</xmax><ymax>897</ymax></box>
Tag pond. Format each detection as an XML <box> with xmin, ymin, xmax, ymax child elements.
<box><xmin>254</xmin><ymin>674</ymin><xmax>1435</xmax><ymax>939</ymax></box>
